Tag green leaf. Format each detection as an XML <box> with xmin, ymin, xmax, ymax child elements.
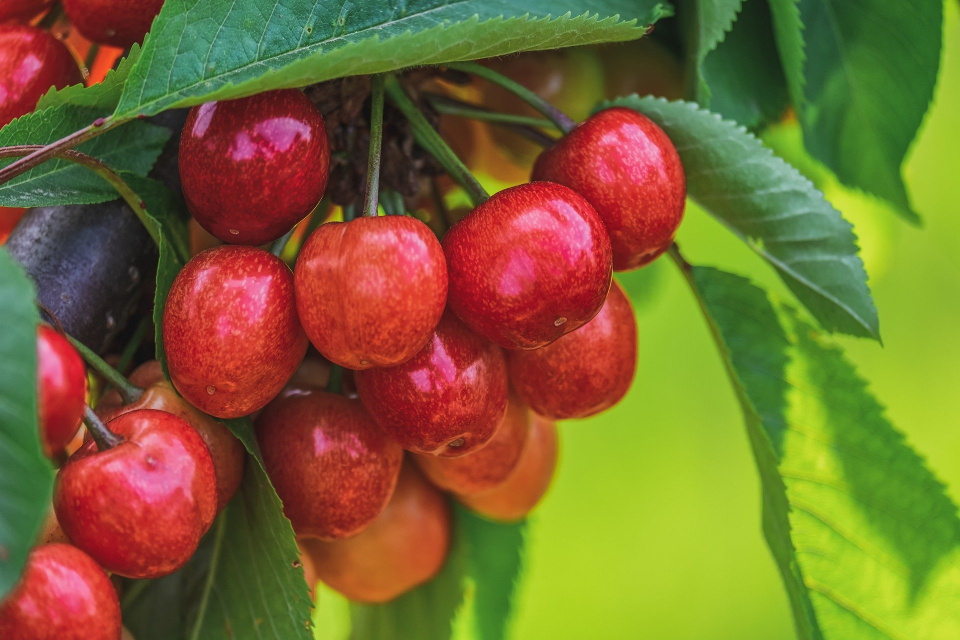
<box><xmin>115</xmin><ymin>0</ymin><xmax>669</xmax><ymax>119</ymax></box>
<box><xmin>798</xmin><ymin>0</ymin><xmax>941</xmax><ymax>222</ymax></box>
<box><xmin>602</xmin><ymin>96</ymin><xmax>878</xmax><ymax>340</ymax></box>
<box><xmin>37</xmin><ymin>46</ymin><xmax>142</xmax><ymax>112</ymax></box>
<box><xmin>676</xmin><ymin>0</ymin><xmax>742</xmax><ymax>100</ymax></box>
<box><xmin>0</xmin><ymin>250</ymin><xmax>52</xmax><ymax>598</ymax></box>
<box><xmin>0</xmin><ymin>107</ymin><xmax>170</xmax><ymax>208</ymax></box>
<box><xmin>766</xmin><ymin>0</ymin><xmax>804</xmax><ymax>108</ymax></box>
<box><xmin>681</xmin><ymin>263</ymin><xmax>960</xmax><ymax>640</ymax></box>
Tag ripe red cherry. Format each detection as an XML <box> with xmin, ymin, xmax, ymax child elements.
<box><xmin>36</xmin><ymin>325</ymin><xmax>86</xmax><ymax>457</ymax></box>
<box><xmin>507</xmin><ymin>280</ymin><xmax>637</xmax><ymax>420</ymax></box>
<box><xmin>0</xmin><ymin>0</ymin><xmax>53</xmax><ymax>24</ymax></box>
<box><xmin>532</xmin><ymin>107</ymin><xmax>686</xmax><ymax>270</ymax></box>
<box><xmin>355</xmin><ymin>312</ymin><xmax>508</xmax><ymax>457</ymax></box>
<box><xmin>256</xmin><ymin>391</ymin><xmax>403</xmax><ymax>540</ymax></box>
<box><xmin>0</xmin><ymin>25</ymin><xmax>82</xmax><ymax>128</ymax></box>
<box><xmin>300</xmin><ymin>463</ymin><xmax>451</xmax><ymax>603</ymax></box>
<box><xmin>295</xmin><ymin>215</ymin><xmax>447</xmax><ymax>369</ymax></box>
<box><xmin>54</xmin><ymin>409</ymin><xmax>217</xmax><ymax>579</ymax></box>
<box><xmin>163</xmin><ymin>246</ymin><xmax>308</xmax><ymax>419</ymax></box>
<box><xmin>0</xmin><ymin>544</ymin><xmax>121</xmax><ymax>640</ymax></box>
<box><xmin>442</xmin><ymin>182</ymin><xmax>612</xmax><ymax>350</ymax></box>
<box><xmin>414</xmin><ymin>392</ymin><xmax>530</xmax><ymax>496</ymax></box>
<box><xmin>60</xmin><ymin>0</ymin><xmax>164</xmax><ymax>48</ymax></box>
<box><xmin>179</xmin><ymin>89</ymin><xmax>330</xmax><ymax>245</ymax></box>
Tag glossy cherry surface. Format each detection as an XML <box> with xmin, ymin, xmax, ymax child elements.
<box><xmin>256</xmin><ymin>391</ymin><xmax>403</xmax><ymax>540</ymax></box>
<box><xmin>533</xmin><ymin>107</ymin><xmax>686</xmax><ymax>270</ymax></box>
<box><xmin>459</xmin><ymin>413</ymin><xmax>558</xmax><ymax>522</ymax></box>
<box><xmin>508</xmin><ymin>280</ymin><xmax>637</xmax><ymax>419</ymax></box>
<box><xmin>163</xmin><ymin>246</ymin><xmax>308</xmax><ymax>419</ymax></box>
<box><xmin>97</xmin><ymin>361</ymin><xmax>246</xmax><ymax>512</ymax></box>
<box><xmin>0</xmin><ymin>544</ymin><xmax>121</xmax><ymax>640</ymax></box>
<box><xmin>415</xmin><ymin>392</ymin><xmax>530</xmax><ymax>496</ymax></box>
<box><xmin>54</xmin><ymin>409</ymin><xmax>218</xmax><ymax>579</ymax></box>
<box><xmin>0</xmin><ymin>0</ymin><xmax>53</xmax><ymax>24</ymax></box>
<box><xmin>300</xmin><ymin>463</ymin><xmax>451</xmax><ymax>603</ymax></box>
<box><xmin>36</xmin><ymin>325</ymin><xmax>86</xmax><ymax>457</ymax></box>
<box><xmin>442</xmin><ymin>182</ymin><xmax>612</xmax><ymax>350</ymax></box>
<box><xmin>60</xmin><ymin>0</ymin><xmax>164</xmax><ymax>48</ymax></box>
<box><xmin>355</xmin><ymin>312</ymin><xmax>508</xmax><ymax>457</ymax></box>
<box><xmin>179</xmin><ymin>89</ymin><xmax>330</xmax><ymax>245</ymax></box>
<box><xmin>295</xmin><ymin>215</ymin><xmax>447</xmax><ymax>369</ymax></box>
<box><xmin>0</xmin><ymin>25</ymin><xmax>81</xmax><ymax>128</ymax></box>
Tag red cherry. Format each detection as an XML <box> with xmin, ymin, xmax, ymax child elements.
<box><xmin>163</xmin><ymin>246</ymin><xmax>308</xmax><ymax>419</ymax></box>
<box><xmin>60</xmin><ymin>0</ymin><xmax>164</xmax><ymax>48</ymax></box>
<box><xmin>36</xmin><ymin>325</ymin><xmax>86</xmax><ymax>457</ymax></box>
<box><xmin>0</xmin><ymin>544</ymin><xmax>121</xmax><ymax>640</ymax></box>
<box><xmin>414</xmin><ymin>392</ymin><xmax>530</xmax><ymax>496</ymax></box>
<box><xmin>442</xmin><ymin>182</ymin><xmax>612</xmax><ymax>350</ymax></box>
<box><xmin>532</xmin><ymin>107</ymin><xmax>686</xmax><ymax>270</ymax></box>
<box><xmin>179</xmin><ymin>90</ymin><xmax>330</xmax><ymax>245</ymax></box>
<box><xmin>294</xmin><ymin>215</ymin><xmax>447</xmax><ymax>369</ymax></box>
<box><xmin>355</xmin><ymin>312</ymin><xmax>508</xmax><ymax>457</ymax></box>
<box><xmin>0</xmin><ymin>25</ymin><xmax>82</xmax><ymax>128</ymax></box>
<box><xmin>54</xmin><ymin>409</ymin><xmax>218</xmax><ymax>579</ymax></box>
<box><xmin>0</xmin><ymin>0</ymin><xmax>53</xmax><ymax>24</ymax></box>
<box><xmin>300</xmin><ymin>463</ymin><xmax>451</xmax><ymax>603</ymax></box>
<box><xmin>256</xmin><ymin>391</ymin><xmax>403</xmax><ymax>540</ymax></box>
<box><xmin>507</xmin><ymin>280</ymin><xmax>637</xmax><ymax>420</ymax></box>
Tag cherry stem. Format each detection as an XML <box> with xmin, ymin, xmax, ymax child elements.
<box><xmin>445</xmin><ymin>61</ymin><xmax>577</xmax><ymax>134</ymax></box>
<box><xmin>426</xmin><ymin>93</ymin><xmax>557</xmax><ymax>129</ymax></box>
<box><xmin>83</xmin><ymin>44</ymin><xmax>101</xmax><ymax>77</ymax></box>
<box><xmin>83</xmin><ymin>405</ymin><xmax>123</xmax><ymax>451</ymax></box>
<box><xmin>429</xmin><ymin>178</ymin><xmax>451</xmax><ymax>234</ymax></box>
<box><xmin>66</xmin><ymin>335</ymin><xmax>143</xmax><ymax>405</ymax></box>
<box><xmin>380</xmin><ymin>189</ymin><xmax>405</xmax><ymax>216</ymax></box>
<box><xmin>363</xmin><ymin>75</ymin><xmax>386</xmax><ymax>218</ymax></box>
<box><xmin>326</xmin><ymin>365</ymin><xmax>344</xmax><ymax>395</ymax></box>
<box><xmin>116</xmin><ymin>315</ymin><xmax>150</xmax><ymax>374</ymax></box>
<box><xmin>383</xmin><ymin>75</ymin><xmax>489</xmax><ymax>207</ymax></box>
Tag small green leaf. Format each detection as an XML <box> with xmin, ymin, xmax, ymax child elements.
<box><xmin>601</xmin><ymin>96</ymin><xmax>878</xmax><ymax>340</ymax></box>
<box><xmin>0</xmin><ymin>250</ymin><xmax>52</xmax><ymax>598</ymax></box>
<box><xmin>682</xmin><ymin>264</ymin><xmax>960</xmax><ymax>640</ymax></box>
<box><xmin>37</xmin><ymin>46</ymin><xmax>142</xmax><ymax>112</ymax></box>
<box><xmin>677</xmin><ymin>0</ymin><xmax>742</xmax><ymax>100</ymax></box>
<box><xmin>115</xmin><ymin>0</ymin><xmax>669</xmax><ymax>119</ymax></box>
<box><xmin>766</xmin><ymin>0</ymin><xmax>805</xmax><ymax>108</ymax></box>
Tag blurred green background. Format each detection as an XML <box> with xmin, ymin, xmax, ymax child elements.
<box><xmin>493</xmin><ymin>5</ymin><xmax>960</xmax><ymax>640</ymax></box>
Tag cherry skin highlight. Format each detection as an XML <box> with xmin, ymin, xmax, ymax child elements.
<box><xmin>532</xmin><ymin>107</ymin><xmax>686</xmax><ymax>270</ymax></box>
<box><xmin>414</xmin><ymin>391</ymin><xmax>531</xmax><ymax>496</ymax></box>
<box><xmin>295</xmin><ymin>215</ymin><xmax>447</xmax><ymax>370</ymax></box>
<box><xmin>0</xmin><ymin>0</ymin><xmax>54</xmax><ymax>24</ymax></box>
<box><xmin>355</xmin><ymin>312</ymin><xmax>509</xmax><ymax>458</ymax></box>
<box><xmin>36</xmin><ymin>325</ymin><xmax>86</xmax><ymax>457</ymax></box>
<box><xmin>0</xmin><ymin>25</ymin><xmax>82</xmax><ymax>128</ymax></box>
<box><xmin>60</xmin><ymin>0</ymin><xmax>164</xmax><ymax>48</ymax></box>
<box><xmin>442</xmin><ymin>182</ymin><xmax>612</xmax><ymax>350</ymax></box>
<box><xmin>256</xmin><ymin>391</ymin><xmax>403</xmax><ymax>540</ymax></box>
<box><xmin>163</xmin><ymin>246</ymin><xmax>308</xmax><ymax>419</ymax></box>
<box><xmin>300</xmin><ymin>463</ymin><xmax>451</xmax><ymax>603</ymax></box>
<box><xmin>508</xmin><ymin>280</ymin><xmax>637</xmax><ymax>420</ymax></box>
<box><xmin>0</xmin><ymin>544</ymin><xmax>121</xmax><ymax>640</ymax></box>
<box><xmin>459</xmin><ymin>413</ymin><xmax>558</xmax><ymax>522</ymax></box>
<box><xmin>97</xmin><ymin>361</ymin><xmax>246</xmax><ymax>512</ymax></box>
<box><xmin>179</xmin><ymin>89</ymin><xmax>330</xmax><ymax>245</ymax></box>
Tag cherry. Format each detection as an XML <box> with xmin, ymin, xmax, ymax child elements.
<box><xmin>256</xmin><ymin>390</ymin><xmax>403</xmax><ymax>540</ymax></box>
<box><xmin>532</xmin><ymin>107</ymin><xmax>686</xmax><ymax>270</ymax></box>
<box><xmin>179</xmin><ymin>89</ymin><xmax>330</xmax><ymax>245</ymax></box>
<box><xmin>355</xmin><ymin>311</ymin><xmax>508</xmax><ymax>457</ymax></box>
<box><xmin>60</xmin><ymin>0</ymin><xmax>164</xmax><ymax>48</ymax></box>
<box><xmin>300</xmin><ymin>463</ymin><xmax>451</xmax><ymax>603</ymax></box>
<box><xmin>97</xmin><ymin>361</ymin><xmax>246</xmax><ymax>512</ymax></box>
<box><xmin>414</xmin><ymin>392</ymin><xmax>530</xmax><ymax>496</ymax></box>
<box><xmin>295</xmin><ymin>215</ymin><xmax>447</xmax><ymax>370</ymax></box>
<box><xmin>163</xmin><ymin>246</ymin><xmax>308</xmax><ymax>419</ymax></box>
<box><xmin>54</xmin><ymin>409</ymin><xmax>218</xmax><ymax>579</ymax></box>
<box><xmin>0</xmin><ymin>544</ymin><xmax>121</xmax><ymax>640</ymax></box>
<box><xmin>507</xmin><ymin>280</ymin><xmax>637</xmax><ymax>419</ymax></box>
<box><xmin>459</xmin><ymin>413</ymin><xmax>558</xmax><ymax>522</ymax></box>
<box><xmin>442</xmin><ymin>182</ymin><xmax>612</xmax><ymax>350</ymax></box>
<box><xmin>0</xmin><ymin>25</ymin><xmax>82</xmax><ymax>128</ymax></box>
<box><xmin>0</xmin><ymin>0</ymin><xmax>53</xmax><ymax>24</ymax></box>
<box><xmin>35</xmin><ymin>325</ymin><xmax>86</xmax><ymax>457</ymax></box>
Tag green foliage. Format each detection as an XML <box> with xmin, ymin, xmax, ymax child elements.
<box><xmin>677</xmin><ymin>0</ymin><xmax>742</xmax><ymax>100</ymax></box>
<box><xmin>0</xmin><ymin>251</ymin><xmax>51</xmax><ymax>599</ymax></box>
<box><xmin>115</xmin><ymin>0</ymin><xmax>668</xmax><ymax>119</ymax></box>
<box><xmin>602</xmin><ymin>96</ymin><xmax>878</xmax><ymax>340</ymax></box>
<box><xmin>683</xmin><ymin>264</ymin><xmax>960</xmax><ymax>639</ymax></box>
<box><xmin>37</xmin><ymin>46</ymin><xmax>141</xmax><ymax>112</ymax></box>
